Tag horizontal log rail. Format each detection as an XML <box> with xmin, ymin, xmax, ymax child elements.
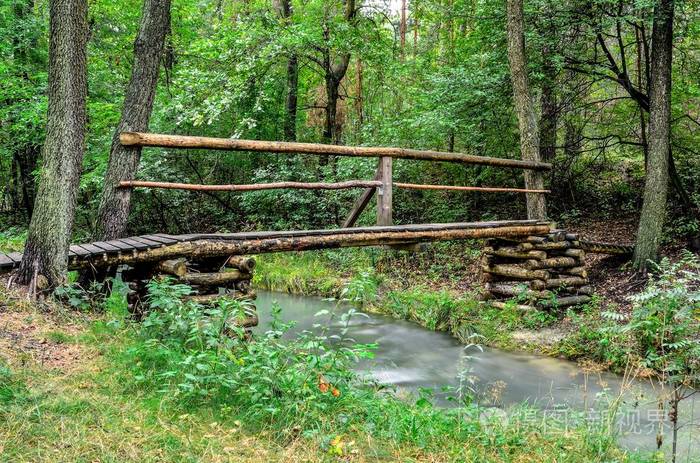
<box><xmin>119</xmin><ymin>180</ymin><xmax>550</xmax><ymax>194</ymax></box>
<box><xmin>119</xmin><ymin>180</ymin><xmax>383</xmax><ymax>191</ymax></box>
<box><xmin>120</xmin><ymin>132</ymin><xmax>552</xmax><ymax>171</ymax></box>
<box><xmin>394</xmin><ymin>183</ymin><xmax>550</xmax><ymax>194</ymax></box>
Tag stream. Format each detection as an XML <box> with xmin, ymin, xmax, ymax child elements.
<box><xmin>252</xmin><ymin>291</ymin><xmax>699</xmax><ymax>460</ymax></box>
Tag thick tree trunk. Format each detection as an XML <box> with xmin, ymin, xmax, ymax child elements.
<box><xmin>96</xmin><ymin>0</ymin><xmax>171</xmax><ymax>241</ymax></box>
<box><xmin>16</xmin><ymin>0</ymin><xmax>88</xmax><ymax>288</ymax></box>
<box><xmin>633</xmin><ymin>0</ymin><xmax>674</xmax><ymax>270</ymax></box>
<box><xmin>506</xmin><ymin>0</ymin><xmax>547</xmax><ymax>220</ymax></box>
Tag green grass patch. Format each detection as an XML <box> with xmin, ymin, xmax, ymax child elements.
<box><xmin>0</xmin><ymin>227</ymin><xmax>26</xmax><ymax>253</ymax></box>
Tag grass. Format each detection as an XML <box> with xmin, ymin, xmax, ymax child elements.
<box><xmin>0</xmin><ymin>281</ymin><xmax>654</xmax><ymax>462</ymax></box>
<box><xmin>0</xmin><ymin>227</ymin><xmax>26</xmax><ymax>253</ymax></box>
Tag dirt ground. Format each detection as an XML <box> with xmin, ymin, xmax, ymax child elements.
<box><xmin>0</xmin><ymin>280</ymin><xmax>95</xmax><ymax>372</ymax></box>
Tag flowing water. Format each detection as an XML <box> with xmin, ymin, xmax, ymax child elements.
<box><xmin>253</xmin><ymin>291</ymin><xmax>699</xmax><ymax>460</ymax></box>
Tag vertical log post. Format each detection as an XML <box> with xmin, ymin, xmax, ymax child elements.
<box><xmin>377</xmin><ymin>156</ymin><xmax>393</xmax><ymax>226</ymax></box>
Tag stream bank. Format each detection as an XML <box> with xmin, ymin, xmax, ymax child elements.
<box><xmin>253</xmin><ymin>244</ymin><xmax>629</xmax><ymax>371</ymax></box>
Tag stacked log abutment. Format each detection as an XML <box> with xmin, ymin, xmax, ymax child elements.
<box><xmin>481</xmin><ymin>231</ymin><xmax>591</xmax><ymax>311</ymax></box>
<box><xmin>123</xmin><ymin>255</ymin><xmax>259</xmax><ymax>336</ymax></box>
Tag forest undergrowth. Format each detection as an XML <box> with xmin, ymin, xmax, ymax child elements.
<box><xmin>0</xmin><ymin>276</ymin><xmax>651</xmax><ymax>462</ymax></box>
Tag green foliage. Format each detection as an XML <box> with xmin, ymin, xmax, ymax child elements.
<box><xmin>385</xmin><ymin>287</ymin><xmax>458</xmax><ymax>331</ymax></box>
<box><xmin>552</xmin><ymin>300</ymin><xmax>629</xmax><ymax>369</ymax></box>
<box><xmin>341</xmin><ymin>269</ymin><xmax>378</xmax><ymax>307</ymax></box>
<box><xmin>129</xmin><ymin>278</ymin><xmax>375</xmax><ymax>430</ymax></box>
<box><xmin>620</xmin><ymin>253</ymin><xmax>700</xmax><ymax>383</ymax></box>
<box><xmin>0</xmin><ymin>227</ymin><xmax>26</xmax><ymax>253</ymax></box>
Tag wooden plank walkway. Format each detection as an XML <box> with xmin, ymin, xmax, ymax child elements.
<box><xmin>0</xmin><ymin>220</ymin><xmax>551</xmax><ymax>272</ymax></box>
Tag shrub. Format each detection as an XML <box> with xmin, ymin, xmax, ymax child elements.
<box><xmin>128</xmin><ymin>278</ymin><xmax>375</xmax><ymax>433</ymax></box>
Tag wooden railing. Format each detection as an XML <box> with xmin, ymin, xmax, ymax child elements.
<box><xmin>118</xmin><ymin>132</ymin><xmax>551</xmax><ymax>227</ymax></box>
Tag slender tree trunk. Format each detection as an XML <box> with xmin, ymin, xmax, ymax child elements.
<box><xmin>96</xmin><ymin>0</ymin><xmax>172</xmax><ymax>241</ymax></box>
<box><xmin>14</xmin><ymin>146</ymin><xmax>39</xmax><ymax>219</ymax></box>
<box><xmin>633</xmin><ymin>0</ymin><xmax>674</xmax><ymax>270</ymax></box>
<box><xmin>321</xmin><ymin>0</ymin><xmax>355</xmax><ymax>146</ymax></box>
<box><xmin>16</xmin><ymin>0</ymin><xmax>88</xmax><ymax>288</ymax></box>
<box><xmin>323</xmin><ymin>74</ymin><xmax>341</xmax><ymax>144</ymax></box>
<box><xmin>284</xmin><ymin>54</ymin><xmax>299</xmax><ymax>141</ymax></box>
<box><xmin>400</xmin><ymin>0</ymin><xmax>407</xmax><ymax>58</ymax></box>
<box><xmin>539</xmin><ymin>44</ymin><xmax>557</xmax><ymax>162</ymax></box>
<box><xmin>506</xmin><ymin>0</ymin><xmax>547</xmax><ymax>219</ymax></box>
<box><xmin>413</xmin><ymin>0</ymin><xmax>419</xmax><ymax>55</ymax></box>
<box><xmin>355</xmin><ymin>58</ymin><xmax>364</xmax><ymax>138</ymax></box>
<box><xmin>278</xmin><ymin>0</ymin><xmax>298</xmax><ymax>141</ymax></box>
<box><xmin>635</xmin><ymin>26</ymin><xmax>649</xmax><ymax>163</ymax></box>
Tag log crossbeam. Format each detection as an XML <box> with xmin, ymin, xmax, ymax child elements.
<box><xmin>118</xmin><ymin>180</ymin><xmax>551</xmax><ymax>195</ymax></box>
<box><xmin>120</xmin><ymin>132</ymin><xmax>552</xmax><ymax>171</ymax></box>
<box><xmin>120</xmin><ymin>180</ymin><xmax>382</xmax><ymax>191</ymax></box>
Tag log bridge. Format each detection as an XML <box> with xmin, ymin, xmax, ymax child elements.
<box><xmin>0</xmin><ymin>132</ymin><xmax>634</xmax><ymax>324</ymax></box>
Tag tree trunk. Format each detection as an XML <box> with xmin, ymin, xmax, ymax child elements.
<box><xmin>323</xmin><ymin>73</ymin><xmax>341</xmax><ymax>144</ymax></box>
<box><xmin>400</xmin><ymin>0</ymin><xmax>407</xmax><ymax>58</ymax></box>
<box><xmin>506</xmin><ymin>0</ymin><xmax>547</xmax><ymax>219</ymax></box>
<box><xmin>321</xmin><ymin>0</ymin><xmax>355</xmax><ymax>146</ymax></box>
<box><xmin>539</xmin><ymin>47</ymin><xmax>557</xmax><ymax>162</ymax></box>
<box><xmin>16</xmin><ymin>0</ymin><xmax>88</xmax><ymax>288</ymax></box>
<box><xmin>96</xmin><ymin>0</ymin><xmax>172</xmax><ymax>241</ymax></box>
<box><xmin>278</xmin><ymin>0</ymin><xmax>298</xmax><ymax>141</ymax></box>
<box><xmin>14</xmin><ymin>146</ymin><xmax>39</xmax><ymax>219</ymax></box>
<box><xmin>284</xmin><ymin>54</ymin><xmax>299</xmax><ymax>141</ymax></box>
<box><xmin>633</xmin><ymin>0</ymin><xmax>674</xmax><ymax>270</ymax></box>
<box><xmin>355</xmin><ymin>58</ymin><xmax>364</xmax><ymax>132</ymax></box>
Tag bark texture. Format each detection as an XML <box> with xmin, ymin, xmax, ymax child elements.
<box><xmin>506</xmin><ymin>0</ymin><xmax>547</xmax><ymax>219</ymax></box>
<box><xmin>96</xmin><ymin>0</ymin><xmax>171</xmax><ymax>240</ymax></box>
<box><xmin>633</xmin><ymin>0</ymin><xmax>674</xmax><ymax>269</ymax></box>
<box><xmin>16</xmin><ymin>0</ymin><xmax>88</xmax><ymax>287</ymax></box>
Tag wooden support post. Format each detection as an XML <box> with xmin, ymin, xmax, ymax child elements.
<box><xmin>377</xmin><ymin>156</ymin><xmax>393</xmax><ymax>226</ymax></box>
<box><xmin>342</xmin><ymin>168</ymin><xmax>382</xmax><ymax>228</ymax></box>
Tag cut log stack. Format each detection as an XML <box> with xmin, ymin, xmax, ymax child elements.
<box><xmin>481</xmin><ymin>231</ymin><xmax>592</xmax><ymax>310</ymax></box>
<box><xmin>123</xmin><ymin>255</ymin><xmax>259</xmax><ymax>333</ymax></box>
